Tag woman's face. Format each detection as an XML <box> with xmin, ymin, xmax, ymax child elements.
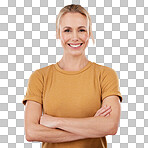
<box><xmin>59</xmin><ymin>12</ymin><xmax>90</xmax><ymax>56</ymax></box>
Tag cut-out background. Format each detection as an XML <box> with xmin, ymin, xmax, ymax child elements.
<box><xmin>0</xmin><ymin>0</ymin><xmax>148</xmax><ymax>147</ymax></box>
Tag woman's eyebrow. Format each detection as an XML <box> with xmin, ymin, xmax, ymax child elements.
<box><xmin>78</xmin><ymin>26</ymin><xmax>86</xmax><ymax>28</ymax></box>
<box><xmin>63</xmin><ymin>26</ymin><xmax>86</xmax><ymax>29</ymax></box>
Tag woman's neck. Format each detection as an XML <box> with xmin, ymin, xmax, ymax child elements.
<box><xmin>58</xmin><ymin>57</ymin><xmax>89</xmax><ymax>71</ymax></box>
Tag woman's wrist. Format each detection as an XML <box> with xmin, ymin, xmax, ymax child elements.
<box><xmin>56</xmin><ymin>117</ymin><xmax>63</xmax><ymax>129</ymax></box>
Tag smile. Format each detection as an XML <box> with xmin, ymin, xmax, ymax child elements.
<box><xmin>68</xmin><ymin>43</ymin><xmax>83</xmax><ymax>48</ymax></box>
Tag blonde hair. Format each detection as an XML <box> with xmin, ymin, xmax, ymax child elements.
<box><xmin>56</xmin><ymin>4</ymin><xmax>95</xmax><ymax>45</ymax></box>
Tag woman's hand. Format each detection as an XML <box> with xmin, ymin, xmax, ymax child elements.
<box><xmin>40</xmin><ymin>114</ymin><xmax>59</xmax><ymax>128</ymax></box>
<box><xmin>94</xmin><ymin>105</ymin><xmax>112</xmax><ymax>117</ymax></box>
<box><xmin>40</xmin><ymin>106</ymin><xmax>111</xmax><ymax>129</ymax></box>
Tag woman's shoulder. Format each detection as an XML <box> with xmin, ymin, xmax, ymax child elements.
<box><xmin>32</xmin><ymin>64</ymin><xmax>54</xmax><ymax>77</ymax></box>
<box><xmin>93</xmin><ymin>62</ymin><xmax>116</xmax><ymax>74</ymax></box>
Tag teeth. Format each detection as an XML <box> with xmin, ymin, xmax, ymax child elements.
<box><xmin>69</xmin><ymin>43</ymin><xmax>82</xmax><ymax>47</ymax></box>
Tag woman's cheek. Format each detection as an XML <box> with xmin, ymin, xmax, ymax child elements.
<box><xmin>61</xmin><ymin>34</ymin><xmax>70</xmax><ymax>42</ymax></box>
<box><xmin>82</xmin><ymin>34</ymin><xmax>89</xmax><ymax>43</ymax></box>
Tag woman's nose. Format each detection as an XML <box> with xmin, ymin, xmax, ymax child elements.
<box><xmin>71</xmin><ymin>31</ymin><xmax>78</xmax><ymax>41</ymax></box>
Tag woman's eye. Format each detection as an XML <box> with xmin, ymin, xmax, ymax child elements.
<box><xmin>79</xmin><ymin>29</ymin><xmax>85</xmax><ymax>32</ymax></box>
<box><xmin>64</xmin><ymin>30</ymin><xmax>70</xmax><ymax>32</ymax></box>
<box><xmin>64</xmin><ymin>29</ymin><xmax>85</xmax><ymax>32</ymax></box>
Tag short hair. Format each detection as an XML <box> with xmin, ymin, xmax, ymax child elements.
<box><xmin>56</xmin><ymin>4</ymin><xmax>95</xmax><ymax>45</ymax></box>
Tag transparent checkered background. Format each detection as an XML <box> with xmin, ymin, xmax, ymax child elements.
<box><xmin>0</xmin><ymin>0</ymin><xmax>148</xmax><ymax>147</ymax></box>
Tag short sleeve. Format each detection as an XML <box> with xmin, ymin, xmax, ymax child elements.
<box><xmin>100</xmin><ymin>66</ymin><xmax>123</xmax><ymax>102</ymax></box>
<box><xmin>22</xmin><ymin>70</ymin><xmax>44</xmax><ymax>105</ymax></box>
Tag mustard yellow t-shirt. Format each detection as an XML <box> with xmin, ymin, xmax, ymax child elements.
<box><xmin>22</xmin><ymin>61</ymin><xmax>123</xmax><ymax>148</ymax></box>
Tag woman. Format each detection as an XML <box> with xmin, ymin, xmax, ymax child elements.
<box><xmin>23</xmin><ymin>4</ymin><xmax>122</xmax><ymax>148</ymax></box>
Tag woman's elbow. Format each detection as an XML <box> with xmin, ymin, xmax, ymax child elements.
<box><xmin>26</xmin><ymin>135</ymin><xmax>32</xmax><ymax>142</ymax></box>
<box><xmin>109</xmin><ymin>123</ymin><xmax>119</xmax><ymax>135</ymax></box>
<box><xmin>25</xmin><ymin>128</ymin><xmax>33</xmax><ymax>142</ymax></box>
<box><xmin>25</xmin><ymin>125</ymin><xmax>36</xmax><ymax>142</ymax></box>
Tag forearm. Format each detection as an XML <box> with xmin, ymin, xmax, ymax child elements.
<box><xmin>26</xmin><ymin>123</ymin><xmax>87</xmax><ymax>143</ymax></box>
<box><xmin>57</xmin><ymin>116</ymin><xmax>115</xmax><ymax>138</ymax></box>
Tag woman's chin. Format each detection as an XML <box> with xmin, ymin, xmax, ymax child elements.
<box><xmin>69</xmin><ymin>51</ymin><xmax>85</xmax><ymax>56</ymax></box>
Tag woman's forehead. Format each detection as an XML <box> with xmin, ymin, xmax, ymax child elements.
<box><xmin>62</xmin><ymin>12</ymin><xmax>86</xmax><ymax>18</ymax></box>
<box><xmin>60</xmin><ymin>13</ymin><xmax>88</xmax><ymax>28</ymax></box>
<box><xmin>62</xmin><ymin>25</ymin><xmax>87</xmax><ymax>29</ymax></box>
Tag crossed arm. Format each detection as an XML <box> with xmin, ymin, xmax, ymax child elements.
<box><xmin>25</xmin><ymin>95</ymin><xmax>121</xmax><ymax>143</ymax></box>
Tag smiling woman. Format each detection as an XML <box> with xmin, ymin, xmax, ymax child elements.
<box><xmin>23</xmin><ymin>4</ymin><xmax>123</xmax><ymax>148</ymax></box>
<box><xmin>56</xmin><ymin>5</ymin><xmax>95</xmax><ymax>71</ymax></box>
<box><xmin>59</xmin><ymin>13</ymin><xmax>89</xmax><ymax>58</ymax></box>
<box><xmin>56</xmin><ymin>4</ymin><xmax>95</xmax><ymax>44</ymax></box>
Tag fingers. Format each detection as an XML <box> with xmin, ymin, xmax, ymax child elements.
<box><xmin>96</xmin><ymin>105</ymin><xmax>111</xmax><ymax>115</ymax></box>
<box><xmin>100</xmin><ymin>108</ymin><xmax>112</xmax><ymax>117</ymax></box>
<box><xmin>94</xmin><ymin>105</ymin><xmax>112</xmax><ymax>117</ymax></box>
<box><xmin>105</xmin><ymin>113</ymin><xmax>110</xmax><ymax>117</ymax></box>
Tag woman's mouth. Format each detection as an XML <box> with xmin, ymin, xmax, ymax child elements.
<box><xmin>68</xmin><ymin>43</ymin><xmax>83</xmax><ymax>49</ymax></box>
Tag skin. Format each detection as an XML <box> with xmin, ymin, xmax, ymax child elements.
<box><xmin>58</xmin><ymin>12</ymin><xmax>91</xmax><ymax>71</ymax></box>
<box><xmin>94</xmin><ymin>105</ymin><xmax>112</xmax><ymax>117</ymax></box>
<box><xmin>40</xmin><ymin>105</ymin><xmax>112</xmax><ymax>128</ymax></box>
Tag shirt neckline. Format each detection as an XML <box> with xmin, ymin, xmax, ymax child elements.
<box><xmin>54</xmin><ymin>60</ymin><xmax>93</xmax><ymax>75</ymax></box>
